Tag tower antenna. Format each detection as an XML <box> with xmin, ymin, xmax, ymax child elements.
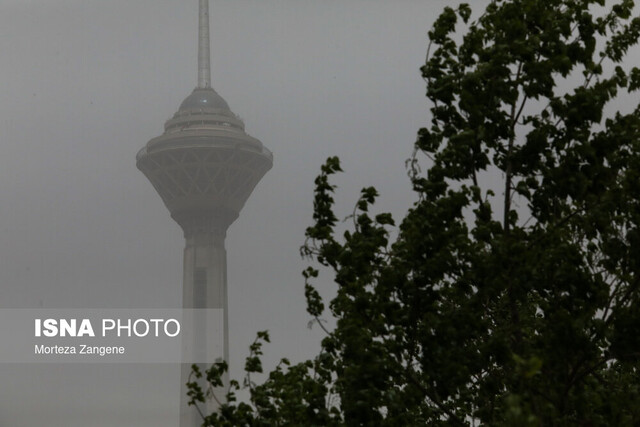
<box><xmin>198</xmin><ymin>0</ymin><xmax>211</xmax><ymax>88</ymax></box>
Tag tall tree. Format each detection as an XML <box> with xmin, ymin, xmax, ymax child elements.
<box><xmin>188</xmin><ymin>0</ymin><xmax>640</xmax><ymax>425</ymax></box>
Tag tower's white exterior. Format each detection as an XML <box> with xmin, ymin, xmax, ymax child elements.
<box><xmin>136</xmin><ymin>1</ymin><xmax>272</xmax><ymax>425</ymax></box>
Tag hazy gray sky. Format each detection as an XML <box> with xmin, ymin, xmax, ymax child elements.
<box><xmin>0</xmin><ymin>1</ymin><xmax>449</xmax><ymax>425</ymax></box>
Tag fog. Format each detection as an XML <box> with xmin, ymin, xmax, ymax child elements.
<box><xmin>0</xmin><ymin>1</ymin><xmax>448</xmax><ymax>425</ymax></box>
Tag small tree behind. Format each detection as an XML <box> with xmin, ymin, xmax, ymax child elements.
<box><xmin>189</xmin><ymin>0</ymin><xmax>640</xmax><ymax>425</ymax></box>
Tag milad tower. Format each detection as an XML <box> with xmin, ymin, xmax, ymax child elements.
<box><xmin>136</xmin><ymin>1</ymin><xmax>272</xmax><ymax>425</ymax></box>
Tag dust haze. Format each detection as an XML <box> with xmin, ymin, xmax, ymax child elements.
<box><xmin>0</xmin><ymin>1</ymin><xmax>447</xmax><ymax>425</ymax></box>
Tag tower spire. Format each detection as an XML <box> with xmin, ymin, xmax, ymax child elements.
<box><xmin>198</xmin><ymin>0</ymin><xmax>211</xmax><ymax>88</ymax></box>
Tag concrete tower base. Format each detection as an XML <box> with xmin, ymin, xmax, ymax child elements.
<box><xmin>179</xmin><ymin>229</ymin><xmax>230</xmax><ymax>425</ymax></box>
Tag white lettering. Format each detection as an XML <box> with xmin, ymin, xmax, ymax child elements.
<box><xmin>165</xmin><ymin>319</ymin><xmax>180</xmax><ymax>337</ymax></box>
<box><xmin>133</xmin><ymin>319</ymin><xmax>149</xmax><ymax>337</ymax></box>
<box><xmin>43</xmin><ymin>319</ymin><xmax>58</xmax><ymax>337</ymax></box>
<box><xmin>34</xmin><ymin>319</ymin><xmax>95</xmax><ymax>337</ymax></box>
<box><xmin>77</xmin><ymin>319</ymin><xmax>95</xmax><ymax>337</ymax></box>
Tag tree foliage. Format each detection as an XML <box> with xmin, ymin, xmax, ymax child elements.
<box><xmin>188</xmin><ymin>0</ymin><xmax>640</xmax><ymax>424</ymax></box>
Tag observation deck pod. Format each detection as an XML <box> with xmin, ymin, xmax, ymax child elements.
<box><xmin>136</xmin><ymin>88</ymin><xmax>273</xmax><ymax>236</ymax></box>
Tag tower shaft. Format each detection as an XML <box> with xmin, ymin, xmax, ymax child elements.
<box><xmin>180</xmin><ymin>228</ymin><xmax>229</xmax><ymax>427</ymax></box>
